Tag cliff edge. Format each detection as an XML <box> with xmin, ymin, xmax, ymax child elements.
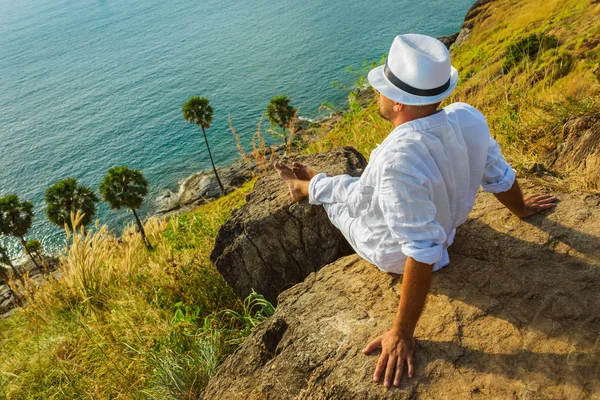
<box><xmin>203</xmin><ymin>186</ymin><xmax>600</xmax><ymax>399</ymax></box>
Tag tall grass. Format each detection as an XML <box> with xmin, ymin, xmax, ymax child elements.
<box><xmin>0</xmin><ymin>179</ymin><xmax>273</xmax><ymax>399</ymax></box>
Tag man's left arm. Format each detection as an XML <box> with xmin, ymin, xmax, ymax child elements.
<box><xmin>362</xmin><ymin>257</ymin><xmax>433</xmax><ymax>387</ymax></box>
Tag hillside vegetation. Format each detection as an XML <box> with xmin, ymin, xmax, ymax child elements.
<box><xmin>1</xmin><ymin>0</ymin><xmax>600</xmax><ymax>398</ymax></box>
<box><xmin>0</xmin><ymin>180</ymin><xmax>276</xmax><ymax>399</ymax></box>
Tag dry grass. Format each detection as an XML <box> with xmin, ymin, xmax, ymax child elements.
<box><xmin>229</xmin><ymin>114</ymin><xmax>277</xmax><ymax>177</ymax></box>
<box><xmin>0</xmin><ymin>180</ymin><xmax>272</xmax><ymax>399</ymax></box>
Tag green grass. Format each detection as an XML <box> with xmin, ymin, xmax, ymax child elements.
<box><xmin>0</xmin><ymin>179</ymin><xmax>273</xmax><ymax>399</ymax></box>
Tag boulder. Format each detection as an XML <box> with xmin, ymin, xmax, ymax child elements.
<box><xmin>210</xmin><ymin>147</ymin><xmax>367</xmax><ymax>304</ymax></box>
<box><xmin>437</xmin><ymin>32</ymin><xmax>459</xmax><ymax>49</ymax></box>
<box><xmin>203</xmin><ymin>186</ymin><xmax>600</xmax><ymax>399</ymax></box>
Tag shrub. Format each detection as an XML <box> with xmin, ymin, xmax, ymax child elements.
<box><xmin>502</xmin><ymin>33</ymin><xmax>558</xmax><ymax>73</ymax></box>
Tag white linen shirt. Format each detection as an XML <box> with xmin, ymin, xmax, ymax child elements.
<box><xmin>309</xmin><ymin>102</ymin><xmax>516</xmax><ymax>273</ymax></box>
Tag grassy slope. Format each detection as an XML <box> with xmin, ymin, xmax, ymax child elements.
<box><xmin>2</xmin><ymin>0</ymin><xmax>600</xmax><ymax>398</ymax></box>
<box><xmin>0</xmin><ymin>179</ymin><xmax>274</xmax><ymax>399</ymax></box>
<box><xmin>309</xmin><ymin>0</ymin><xmax>600</xmax><ymax>189</ymax></box>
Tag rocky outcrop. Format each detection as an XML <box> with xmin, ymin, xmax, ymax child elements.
<box><xmin>543</xmin><ymin>112</ymin><xmax>600</xmax><ymax>189</ymax></box>
<box><xmin>204</xmin><ymin>186</ymin><xmax>600</xmax><ymax>399</ymax></box>
<box><xmin>210</xmin><ymin>147</ymin><xmax>367</xmax><ymax>304</ymax></box>
<box><xmin>453</xmin><ymin>0</ymin><xmax>497</xmax><ymax>48</ymax></box>
<box><xmin>438</xmin><ymin>32</ymin><xmax>459</xmax><ymax>49</ymax></box>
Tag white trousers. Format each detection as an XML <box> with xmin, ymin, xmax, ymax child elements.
<box><xmin>307</xmin><ymin>172</ymin><xmax>452</xmax><ymax>273</ymax></box>
<box><xmin>308</xmin><ymin>173</ymin><xmax>371</xmax><ymax>263</ymax></box>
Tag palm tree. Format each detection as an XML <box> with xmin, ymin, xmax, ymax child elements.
<box><xmin>266</xmin><ymin>95</ymin><xmax>297</xmax><ymax>153</ymax></box>
<box><xmin>99</xmin><ymin>166</ymin><xmax>152</xmax><ymax>250</ymax></box>
<box><xmin>0</xmin><ymin>214</ymin><xmax>24</xmax><ymax>292</ymax></box>
<box><xmin>0</xmin><ymin>194</ymin><xmax>41</xmax><ymax>269</ymax></box>
<box><xmin>0</xmin><ymin>264</ymin><xmax>9</xmax><ymax>285</ymax></box>
<box><xmin>0</xmin><ymin>245</ymin><xmax>23</xmax><ymax>286</ymax></box>
<box><xmin>45</xmin><ymin>177</ymin><xmax>99</xmax><ymax>232</ymax></box>
<box><xmin>182</xmin><ymin>96</ymin><xmax>225</xmax><ymax>196</ymax></box>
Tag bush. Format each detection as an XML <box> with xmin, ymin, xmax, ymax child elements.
<box><xmin>502</xmin><ymin>33</ymin><xmax>558</xmax><ymax>73</ymax></box>
<box><xmin>532</xmin><ymin>51</ymin><xmax>574</xmax><ymax>85</ymax></box>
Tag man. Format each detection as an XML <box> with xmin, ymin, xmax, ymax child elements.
<box><xmin>274</xmin><ymin>34</ymin><xmax>556</xmax><ymax>388</ymax></box>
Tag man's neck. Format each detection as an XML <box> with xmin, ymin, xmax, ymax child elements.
<box><xmin>392</xmin><ymin>108</ymin><xmax>442</xmax><ymax>128</ymax></box>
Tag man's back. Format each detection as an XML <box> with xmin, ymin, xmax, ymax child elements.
<box><xmin>353</xmin><ymin>102</ymin><xmax>515</xmax><ymax>273</ymax></box>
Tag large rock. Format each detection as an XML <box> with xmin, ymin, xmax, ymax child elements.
<box><xmin>543</xmin><ymin>112</ymin><xmax>600</xmax><ymax>189</ymax></box>
<box><xmin>203</xmin><ymin>186</ymin><xmax>600</xmax><ymax>399</ymax></box>
<box><xmin>210</xmin><ymin>146</ymin><xmax>367</xmax><ymax>304</ymax></box>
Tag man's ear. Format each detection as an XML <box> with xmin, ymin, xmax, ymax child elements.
<box><xmin>393</xmin><ymin>102</ymin><xmax>404</xmax><ymax>112</ymax></box>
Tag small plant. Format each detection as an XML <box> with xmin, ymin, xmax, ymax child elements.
<box><xmin>0</xmin><ymin>194</ymin><xmax>41</xmax><ymax>269</ymax></box>
<box><xmin>229</xmin><ymin>115</ymin><xmax>274</xmax><ymax>176</ymax></box>
<box><xmin>182</xmin><ymin>96</ymin><xmax>225</xmax><ymax>196</ymax></box>
<box><xmin>502</xmin><ymin>33</ymin><xmax>558</xmax><ymax>74</ymax></box>
<box><xmin>266</xmin><ymin>95</ymin><xmax>297</xmax><ymax>154</ymax></box>
<box><xmin>99</xmin><ymin>165</ymin><xmax>153</xmax><ymax>250</ymax></box>
<box><xmin>45</xmin><ymin>177</ymin><xmax>99</xmax><ymax>231</ymax></box>
<box><xmin>25</xmin><ymin>239</ymin><xmax>42</xmax><ymax>259</ymax></box>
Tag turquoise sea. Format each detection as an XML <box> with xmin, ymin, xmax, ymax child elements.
<box><xmin>0</xmin><ymin>0</ymin><xmax>474</xmax><ymax>257</ymax></box>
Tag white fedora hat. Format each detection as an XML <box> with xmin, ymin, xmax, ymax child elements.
<box><xmin>368</xmin><ymin>34</ymin><xmax>458</xmax><ymax>106</ymax></box>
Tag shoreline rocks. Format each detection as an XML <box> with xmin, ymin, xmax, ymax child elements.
<box><xmin>1</xmin><ymin>256</ymin><xmax>60</xmax><ymax>318</ymax></box>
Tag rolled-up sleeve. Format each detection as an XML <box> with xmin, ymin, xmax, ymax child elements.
<box><xmin>378</xmin><ymin>162</ymin><xmax>446</xmax><ymax>265</ymax></box>
<box><xmin>480</xmin><ymin>136</ymin><xmax>516</xmax><ymax>193</ymax></box>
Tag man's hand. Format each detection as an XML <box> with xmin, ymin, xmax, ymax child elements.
<box><xmin>519</xmin><ymin>193</ymin><xmax>557</xmax><ymax>218</ymax></box>
<box><xmin>362</xmin><ymin>258</ymin><xmax>433</xmax><ymax>388</ymax></box>
<box><xmin>362</xmin><ymin>329</ymin><xmax>415</xmax><ymax>387</ymax></box>
<box><xmin>493</xmin><ymin>179</ymin><xmax>557</xmax><ymax>219</ymax></box>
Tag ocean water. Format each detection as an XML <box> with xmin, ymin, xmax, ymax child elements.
<box><xmin>0</xmin><ymin>0</ymin><xmax>474</xmax><ymax>257</ymax></box>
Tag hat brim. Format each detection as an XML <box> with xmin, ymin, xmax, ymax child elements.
<box><xmin>367</xmin><ymin>65</ymin><xmax>459</xmax><ymax>106</ymax></box>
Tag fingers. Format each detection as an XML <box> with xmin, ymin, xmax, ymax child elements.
<box><xmin>393</xmin><ymin>356</ymin><xmax>403</xmax><ymax>386</ymax></box>
<box><xmin>373</xmin><ymin>353</ymin><xmax>388</xmax><ymax>382</ymax></box>
<box><xmin>384</xmin><ymin>354</ymin><xmax>397</xmax><ymax>388</ymax></box>
<box><xmin>292</xmin><ymin>162</ymin><xmax>305</xmax><ymax>168</ymax></box>
<box><xmin>362</xmin><ymin>336</ymin><xmax>382</xmax><ymax>354</ymax></box>
<box><xmin>524</xmin><ymin>193</ymin><xmax>558</xmax><ymax>216</ymax></box>
<box><xmin>526</xmin><ymin>194</ymin><xmax>557</xmax><ymax>203</ymax></box>
<box><xmin>407</xmin><ymin>356</ymin><xmax>415</xmax><ymax>379</ymax></box>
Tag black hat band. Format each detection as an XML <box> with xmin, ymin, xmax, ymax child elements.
<box><xmin>384</xmin><ymin>59</ymin><xmax>450</xmax><ymax>97</ymax></box>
